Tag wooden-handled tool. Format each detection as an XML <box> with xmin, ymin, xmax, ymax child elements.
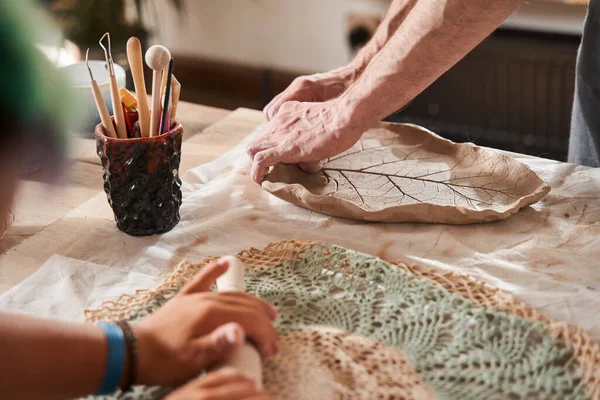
<box><xmin>126</xmin><ymin>37</ymin><xmax>151</xmax><ymax>138</ymax></box>
<box><xmin>170</xmin><ymin>75</ymin><xmax>181</xmax><ymax>122</ymax></box>
<box><xmin>86</xmin><ymin>49</ymin><xmax>117</xmax><ymax>138</ymax></box>
<box><xmin>100</xmin><ymin>33</ymin><xmax>127</xmax><ymax>139</ymax></box>
<box><xmin>213</xmin><ymin>256</ymin><xmax>264</xmax><ymax>390</ymax></box>
<box><xmin>160</xmin><ymin>65</ymin><xmax>169</xmax><ymax>99</ymax></box>
<box><xmin>145</xmin><ymin>45</ymin><xmax>171</xmax><ymax>137</ymax></box>
<box><xmin>160</xmin><ymin>57</ymin><xmax>174</xmax><ymax>134</ymax></box>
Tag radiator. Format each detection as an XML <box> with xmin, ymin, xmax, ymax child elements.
<box><xmin>388</xmin><ymin>29</ymin><xmax>580</xmax><ymax>161</ymax></box>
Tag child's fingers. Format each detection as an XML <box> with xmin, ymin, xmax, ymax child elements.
<box><xmin>180</xmin><ymin>258</ymin><xmax>229</xmax><ymax>295</ymax></box>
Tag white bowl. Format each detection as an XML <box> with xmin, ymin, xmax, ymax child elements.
<box><xmin>60</xmin><ymin>61</ymin><xmax>127</xmax><ymax>133</ymax></box>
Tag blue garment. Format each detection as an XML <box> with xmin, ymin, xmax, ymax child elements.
<box><xmin>569</xmin><ymin>0</ymin><xmax>600</xmax><ymax>167</ymax></box>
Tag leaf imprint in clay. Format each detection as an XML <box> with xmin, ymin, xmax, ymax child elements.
<box><xmin>262</xmin><ymin>123</ymin><xmax>550</xmax><ymax>224</ymax></box>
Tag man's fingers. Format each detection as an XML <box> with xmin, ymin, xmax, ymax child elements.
<box><xmin>265</xmin><ymin>77</ymin><xmax>315</xmax><ymax>121</ymax></box>
<box><xmin>247</xmin><ymin>122</ymin><xmax>276</xmax><ymax>160</ymax></box>
<box><xmin>265</xmin><ymin>88</ymin><xmax>298</xmax><ymax>121</ymax></box>
<box><xmin>247</xmin><ymin>138</ymin><xmax>273</xmax><ymax>161</ymax></box>
<box><xmin>193</xmin><ymin>323</ymin><xmax>245</xmax><ymax>370</ymax></box>
<box><xmin>266</xmin><ymin>96</ymin><xmax>290</xmax><ymax>121</ymax></box>
<box><xmin>180</xmin><ymin>258</ymin><xmax>229</xmax><ymax>295</ymax></box>
<box><xmin>251</xmin><ymin>148</ymin><xmax>282</xmax><ymax>184</ymax></box>
<box><xmin>298</xmin><ymin>161</ymin><xmax>323</xmax><ymax>173</ymax></box>
<box><xmin>264</xmin><ymin>92</ymin><xmax>286</xmax><ymax>121</ymax></box>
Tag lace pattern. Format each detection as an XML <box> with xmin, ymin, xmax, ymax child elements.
<box><xmin>86</xmin><ymin>240</ymin><xmax>600</xmax><ymax>400</ymax></box>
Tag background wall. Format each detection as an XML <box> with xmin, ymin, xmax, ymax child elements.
<box><xmin>150</xmin><ymin>0</ymin><xmax>388</xmax><ymax>73</ymax></box>
<box><xmin>149</xmin><ymin>0</ymin><xmax>586</xmax><ymax>74</ymax></box>
<box><xmin>144</xmin><ymin>0</ymin><xmax>587</xmax><ymax>161</ymax></box>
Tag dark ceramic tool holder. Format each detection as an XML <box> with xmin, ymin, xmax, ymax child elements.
<box><xmin>95</xmin><ymin>121</ymin><xmax>183</xmax><ymax>236</ymax></box>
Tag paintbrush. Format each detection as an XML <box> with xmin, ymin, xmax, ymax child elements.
<box><xmin>160</xmin><ymin>58</ymin><xmax>174</xmax><ymax>134</ymax></box>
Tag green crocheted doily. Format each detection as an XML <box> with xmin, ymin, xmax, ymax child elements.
<box><xmin>94</xmin><ymin>243</ymin><xmax>588</xmax><ymax>400</ymax></box>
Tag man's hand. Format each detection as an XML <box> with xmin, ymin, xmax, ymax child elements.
<box><xmin>165</xmin><ymin>368</ymin><xmax>271</xmax><ymax>400</ymax></box>
<box><xmin>264</xmin><ymin>69</ymin><xmax>354</xmax><ymax>121</ymax></box>
<box><xmin>248</xmin><ymin>100</ymin><xmax>364</xmax><ymax>184</ymax></box>
<box><xmin>133</xmin><ymin>258</ymin><xmax>279</xmax><ymax>387</ymax></box>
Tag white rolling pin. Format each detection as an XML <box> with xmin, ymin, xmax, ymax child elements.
<box><xmin>212</xmin><ymin>256</ymin><xmax>263</xmax><ymax>390</ymax></box>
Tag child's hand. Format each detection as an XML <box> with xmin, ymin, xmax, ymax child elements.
<box><xmin>133</xmin><ymin>258</ymin><xmax>279</xmax><ymax>387</ymax></box>
<box><xmin>165</xmin><ymin>368</ymin><xmax>271</xmax><ymax>400</ymax></box>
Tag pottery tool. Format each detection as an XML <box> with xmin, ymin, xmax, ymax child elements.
<box><xmin>158</xmin><ymin>64</ymin><xmax>170</xmax><ymax>129</ymax></box>
<box><xmin>160</xmin><ymin>66</ymin><xmax>169</xmax><ymax>99</ymax></box>
<box><xmin>120</xmin><ymin>88</ymin><xmax>139</xmax><ymax>138</ymax></box>
<box><xmin>86</xmin><ymin>49</ymin><xmax>117</xmax><ymax>138</ymax></box>
<box><xmin>213</xmin><ymin>256</ymin><xmax>264</xmax><ymax>390</ymax></box>
<box><xmin>121</xmin><ymin>103</ymin><xmax>139</xmax><ymax>138</ymax></box>
<box><xmin>145</xmin><ymin>45</ymin><xmax>171</xmax><ymax>137</ymax></box>
<box><xmin>126</xmin><ymin>37</ymin><xmax>151</xmax><ymax>138</ymax></box>
<box><xmin>119</xmin><ymin>88</ymin><xmax>138</xmax><ymax>112</ymax></box>
<box><xmin>160</xmin><ymin>58</ymin><xmax>174</xmax><ymax>134</ymax></box>
<box><xmin>99</xmin><ymin>33</ymin><xmax>127</xmax><ymax>139</ymax></box>
<box><xmin>170</xmin><ymin>75</ymin><xmax>181</xmax><ymax>121</ymax></box>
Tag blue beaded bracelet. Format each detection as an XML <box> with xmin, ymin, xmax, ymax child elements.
<box><xmin>96</xmin><ymin>322</ymin><xmax>126</xmax><ymax>395</ymax></box>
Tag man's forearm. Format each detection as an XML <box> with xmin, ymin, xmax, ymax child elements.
<box><xmin>345</xmin><ymin>0</ymin><xmax>418</xmax><ymax>80</ymax></box>
<box><xmin>338</xmin><ymin>0</ymin><xmax>520</xmax><ymax>129</ymax></box>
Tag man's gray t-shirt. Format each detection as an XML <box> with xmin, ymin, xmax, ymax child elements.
<box><xmin>569</xmin><ymin>0</ymin><xmax>600</xmax><ymax>167</ymax></box>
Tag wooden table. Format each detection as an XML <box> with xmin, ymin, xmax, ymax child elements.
<box><xmin>2</xmin><ymin>101</ymin><xmax>600</xmax><ymax>343</ymax></box>
<box><xmin>0</xmin><ymin>102</ymin><xmax>234</xmax><ymax>293</ymax></box>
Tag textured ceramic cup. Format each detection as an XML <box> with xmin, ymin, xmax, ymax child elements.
<box><xmin>95</xmin><ymin>120</ymin><xmax>183</xmax><ymax>236</ymax></box>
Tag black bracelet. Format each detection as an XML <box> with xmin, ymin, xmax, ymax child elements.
<box><xmin>116</xmin><ymin>320</ymin><xmax>137</xmax><ymax>392</ymax></box>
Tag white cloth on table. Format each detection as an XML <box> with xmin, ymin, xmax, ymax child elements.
<box><xmin>0</xmin><ymin>255</ymin><xmax>160</xmax><ymax>321</ymax></box>
<box><xmin>1</xmin><ymin>122</ymin><xmax>599</xmax><ymax>344</ymax></box>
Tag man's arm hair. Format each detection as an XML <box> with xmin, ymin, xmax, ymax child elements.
<box><xmin>344</xmin><ymin>0</ymin><xmax>419</xmax><ymax>81</ymax></box>
<box><xmin>337</xmin><ymin>0</ymin><xmax>521</xmax><ymax>130</ymax></box>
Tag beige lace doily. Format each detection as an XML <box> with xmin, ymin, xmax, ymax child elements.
<box><xmin>86</xmin><ymin>240</ymin><xmax>600</xmax><ymax>400</ymax></box>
